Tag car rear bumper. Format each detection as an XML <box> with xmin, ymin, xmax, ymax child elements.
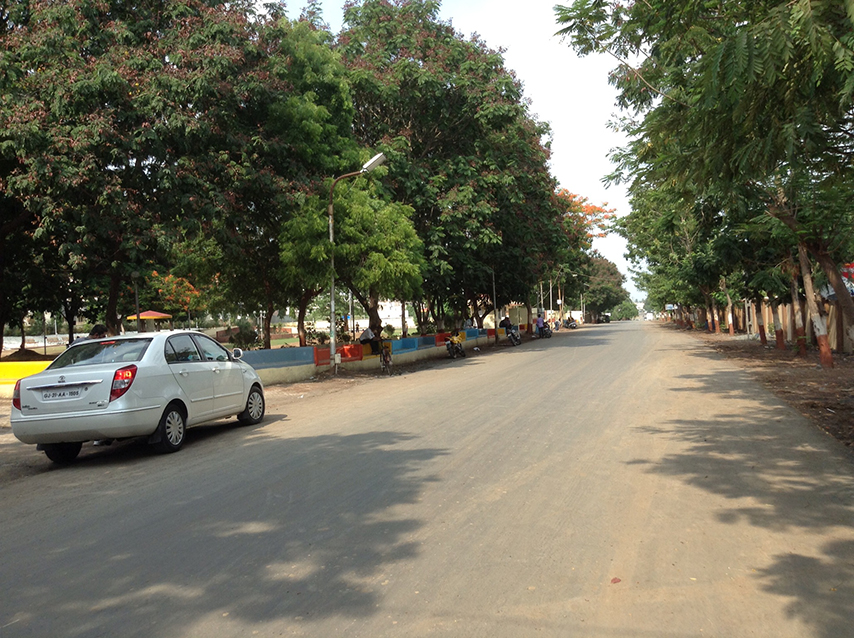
<box><xmin>11</xmin><ymin>404</ymin><xmax>162</xmax><ymax>444</ymax></box>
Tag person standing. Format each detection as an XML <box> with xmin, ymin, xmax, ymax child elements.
<box><xmin>536</xmin><ymin>314</ymin><xmax>544</xmax><ymax>338</ymax></box>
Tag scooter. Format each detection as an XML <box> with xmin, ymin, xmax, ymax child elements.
<box><xmin>537</xmin><ymin>324</ymin><xmax>552</xmax><ymax>338</ymax></box>
<box><xmin>445</xmin><ymin>332</ymin><xmax>466</xmax><ymax>359</ymax></box>
<box><xmin>564</xmin><ymin>319</ymin><xmax>578</xmax><ymax>329</ymax></box>
<box><xmin>506</xmin><ymin>326</ymin><xmax>522</xmax><ymax>346</ymax></box>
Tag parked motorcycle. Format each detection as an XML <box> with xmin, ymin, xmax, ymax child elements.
<box><xmin>541</xmin><ymin>324</ymin><xmax>553</xmax><ymax>338</ymax></box>
<box><xmin>565</xmin><ymin>319</ymin><xmax>578</xmax><ymax>329</ymax></box>
<box><xmin>445</xmin><ymin>332</ymin><xmax>466</xmax><ymax>359</ymax></box>
<box><xmin>506</xmin><ymin>326</ymin><xmax>522</xmax><ymax>346</ymax></box>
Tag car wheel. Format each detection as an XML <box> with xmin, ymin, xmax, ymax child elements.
<box><xmin>238</xmin><ymin>385</ymin><xmax>265</xmax><ymax>425</ymax></box>
<box><xmin>43</xmin><ymin>442</ymin><xmax>83</xmax><ymax>464</ymax></box>
<box><xmin>152</xmin><ymin>403</ymin><xmax>186</xmax><ymax>453</ymax></box>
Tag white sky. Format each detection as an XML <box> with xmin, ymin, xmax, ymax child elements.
<box><xmin>308</xmin><ymin>0</ymin><xmax>642</xmax><ymax>300</ymax></box>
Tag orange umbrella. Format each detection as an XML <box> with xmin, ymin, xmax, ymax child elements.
<box><xmin>126</xmin><ymin>310</ymin><xmax>173</xmax><ymax>320</ymax></box>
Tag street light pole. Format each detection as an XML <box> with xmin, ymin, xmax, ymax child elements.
<box><xmin>131</xmin><ymin>271</ymin><xmax>141</xmax><ymax>333</ymax></box>
<box><xmin>327</xmin><ymin>153</ymin><xmax>386</xmax><ymax>375</ymax></box>
<box><xmin>491</xmin><ymin>267</ymin><xmax>499</xmax><ymax>345</ymax></box>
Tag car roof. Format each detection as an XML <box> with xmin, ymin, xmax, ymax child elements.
<box><xmin>87</xmin><ymin>330</ymin><xmax>208</xmax><ymax>343</ymax></box>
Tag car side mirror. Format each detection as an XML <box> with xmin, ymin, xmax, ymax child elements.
<box><xmin>232</xmin><ymin>348</ymin><xmax>243</xmax><ymax>360</ymax></box>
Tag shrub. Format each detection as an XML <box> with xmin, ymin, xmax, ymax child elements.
<box><xmin>231</xmin><ymin>320</ymin><xmax>259</xmax><ymax>349</ymax></box>
<box><xmin>419</xmin><ymin>322</ymin><xmax>437</xmax><ymax>335</ymax></box>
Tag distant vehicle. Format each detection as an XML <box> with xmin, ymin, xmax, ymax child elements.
<box><xmin>11</xmin><ymin>331</ymin><xmax>265</xmax><ymax>464</ymax></box>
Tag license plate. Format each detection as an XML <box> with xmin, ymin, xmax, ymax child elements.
<box><xmin>42</xmin><ymin>388</ymin><xmax>81</xmax><ymax>401</ymax></box>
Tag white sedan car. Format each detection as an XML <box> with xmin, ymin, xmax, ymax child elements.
<box><xmin>11</xmin><ymin>330</ymin><xmax>265</xmax><ymax>464</ymax></box>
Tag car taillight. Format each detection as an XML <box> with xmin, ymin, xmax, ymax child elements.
<box><xmin>110</xmin><ymin>365</ymin><xmax>137</xmax><ymax>402</ymax></box>
<box><xmin>12</xmin><ymin>380</ymin><xmax>21</xmax><ymax>410</ymax></box>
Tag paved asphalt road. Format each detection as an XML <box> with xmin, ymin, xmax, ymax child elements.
<box><xmin>1</xmin><ymin>322</ymin><xmax>853</xmax><ymax>637</ymax></box>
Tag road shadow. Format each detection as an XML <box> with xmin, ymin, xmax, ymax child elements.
<box><xmin>630</xmin><ymin>399</ymin><xmax>854</xmax><ymax>638</ymax></box>
<box><xmin>1</xmin><ymin>430</ymin><xmax>450</xmax><ymax>637</ymax></box>
<box><xmin>758</xmin><ymin>538</ymin><xmax>854</xmax><ymax>638</ymax></box>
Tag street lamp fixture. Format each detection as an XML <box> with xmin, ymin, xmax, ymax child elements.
<box><xmin>327</xmin><ymin>152</ymin><xmax>386</xmax><ymax>374</ymax></box>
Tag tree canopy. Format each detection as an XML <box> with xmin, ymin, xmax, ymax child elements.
<box><xmin>555</xmin><ymin>0</ymin><xmax>854</xmax><ymax>347</ymax></box>
<box><xmin>0</xmin><ymin>0</ymin><xmax>629</xmax><ymax>348</ymax></box>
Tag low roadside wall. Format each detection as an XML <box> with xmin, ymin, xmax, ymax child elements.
<box><xmin>0</xmin><ymin>330</ymin><xmax>509</xmax><ymax>399</ymax></box>
<box><xmin>0</xmin><ymin>362</ymin><xmax>51</xmax><ymax>399</ymax></box>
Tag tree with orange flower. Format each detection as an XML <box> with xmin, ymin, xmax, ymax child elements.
<box><xmin>150</xmin><ymin>271</ymin><xmax>201</xmax><ymax>325</ymax></box>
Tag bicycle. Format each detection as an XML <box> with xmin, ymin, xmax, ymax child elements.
<box><xmin>379</xmin><ymin>340</ymin><xmax>394</xmax><ymax>375</ymax></box>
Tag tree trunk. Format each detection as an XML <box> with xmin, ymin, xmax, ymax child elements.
<box><xmin>366</xmin><ymin>303</ymin><xmax>382</xmax><ymax>334</ymax></box>
<box><xmin>705</xmin><ymin>303</ymin><xmax>714</xmax><ymax>332</ymax></box>
<box><xmin>721</xmin><ymin>280</ymin><xmax>734</xmax><ymax>336</ymax></box>
<box><xmin>769</xmin><ymin>198</ymin><xmax>854</xmax><ymax>354</ymax></box>
<box><xmin>771</xmin><ymin>301</ymin><xmax>786</xmax><ymax>349</ymax></box>
<box><xmin>428</xmin><ymin>296</ymin><xmax>447</xmax><ymax>331</ymax></box>
<box><xmin>756</xmin><ymin>300</ymin><xmax>767</xmax><ymax>346</ymax></box>
<box><xmin>262</xmin><ymin>300</ymin><xmax>273</xmax><ymax>350</ymax></box>
<box><xmin>412</xmin><ymin>298</ymin><xmax>432</xmax><ymax>334</ymax></box>
<box><xmin>104</xmin><ymin>273</ymin><xmax>122</xmax><ymax>336</ymax></box>
<box><xmin>811</xmin><ymin>250</ymin><xmax>854</xmax><ymax>348</ymax></box>
<box><xmin>685</xmin><ymin>306</ymin><xmax>694</xmax><ymax>330</ymax></box>
<box><xmin>62</xmin><ymin>296</ymin><xmax>81</xmax><ymax>346</ymax></box>
<box><xmin>18</xmin><ymin>314</ymin><xmax>26</xmax><ymax>350</ymax></box>
<box><xmin>712</xmin><ymin>301</ymin><xmax>721</xmax><ymax>334</ymax></box>
<box><xmin>798</xmin><ymin>244</ymin><xmax>833</xmax><ymax>368</ymax></box>
<box><xmin>351</xmin><ymin>288</ymin><xmax>383</xmax><ymax>334</ymax></box>
<box><xmin>525</xmin><ymin>302</ymin><xmax>534</xmax><ymax>335</ymax></box>
<box><xmin>296</xmin><ymin>288</ymin><xmax>320</xmax><ymax>347</ymax></box>
<box><xmin>699</xmin><ymin>288</ymin><xmax>713</xmax><ymax>332</ymax></box>
<box><xmin>297</xmin><ymin>301</ymin><xmax>307</xmax><ymax>347</ymax></box>
<box><xmin>790</xmin><ymin>271</ymin><xmax>807</xmax><ymax>357</ymax></box>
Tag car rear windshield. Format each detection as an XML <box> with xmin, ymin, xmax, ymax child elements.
<box><xmin>49</xmin><ymin>339</ymin><xmax>153</xmax><ymax>369</ymax></box>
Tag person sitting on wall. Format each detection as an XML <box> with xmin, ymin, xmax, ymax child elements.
<box><xmin>359</xmin><ymin>325</ymin><xmax>381</xmax><ymax>355</ymax></box>
<box><xmin>370</xmin><ymin>324</ymin><xmax>383</xmax><ymax>354</ymax></box>
<box><xmin>359</xmin><ymin>324</ymin><xmax>374</xmax><ymax>349</ymax></box>
<box><xmin>499</xmin><ymin>315</ymin><xmax>513</xmax><ymax>334</ymax></box>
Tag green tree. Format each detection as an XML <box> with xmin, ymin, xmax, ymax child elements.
<box><xmin>555</xmin><ymin>0</ymin><xmax>854</xmax><ymax>354</ymax></box>
<box><xmin>611</xmin><ymin>299</ymin><xmax>640</xmax><ymax>321</ymax></box>
<box><xmin>339</xmin><ymin>0</ymin><xmax>572</xmax><ymax>328</ymax></box>
<box><xmin>173</xmin><ymin>14</ymin><xmax>363</xmax><ymax>349</ymax></box>
<box><xmin>334</xmin><ymin>178</ymin><xmax>424</xmax><ymax>330</ymax></box>
<box><xmin>584</xmin><ymin>255</ymin><xmax>631</xmax><ymax>321</ymax></box>
<box><xmin>1</xmin><ymin>0</ymin><xmax>273</xmax><ymax>334</ymax></box>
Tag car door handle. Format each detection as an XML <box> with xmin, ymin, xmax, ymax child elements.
<box><xmin>178</xmin><ymin>369</ymin><xmax>190</xmax><ymax>377</ymax></box>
